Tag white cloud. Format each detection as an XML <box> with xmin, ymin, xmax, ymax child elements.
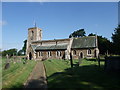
<box><xmin>0</xmin><ymin>20</ymin><xmax>7</xmax><ymax>26</ymax></box>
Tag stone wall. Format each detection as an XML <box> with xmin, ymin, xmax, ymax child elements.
<box><xmin>26</xmin><ymin>27</ymin><xmax>42</xmax><ymax>59</ymax></box>
<box><xmin>71</xmin><ymin>48</ymin><xmax>96</xmax><ymax>59</ymax></box>
<box><xmin>36</xmin><ymin>50</ymin><xmax>65</xmax><ymax>60</ymax></box>
<box><xmin>35</xmin><ymin>48</ymin><xmax>97</xmax><ymax>60</ymax></box>
<box><xmin>32</xmin><ymin>39</ymin><xmax>70</xmax><ymax>46</ymax></box>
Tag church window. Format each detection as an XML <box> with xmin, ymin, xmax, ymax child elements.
<box><xmin>56</xmin><ymin>51</ymin><xmax>62</xmax><ymax>57</ymax></box>
<box><xmin>73</xmin><ymin>50</ymin><xmax>76</xmax><ymax>55</ymax></box>
<box><xmin>39</xmin><ymin>51</ymin><xmax>43</xmax><ymax>56</ymax></box>
<box><xmin>87</xmin><ymin>49</ymin><xmax>91</xmax><ymax>54</ymax></box>
<box><xmin>59</xmin><ymin>51</ymin><xmax>62</xmax><ymax>56</ymax></box>
<box><xmin>48</xmin><ymin>51</ymin><xmax>51</xmax><ymax>57</ymax></box>
<box><xmin>79</xmin><ymin>52</ymin><xmax>84</xmax><ymax>58</ymax></box>
<box><xmin>56</xmin><ymin>51</ymin><xmax>59</xmax><ymax>57</ymax></box>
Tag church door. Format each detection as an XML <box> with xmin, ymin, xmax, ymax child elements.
<box><xmin>29</xmin><ymin>52</ymin><xmax>32</xmax><ymax>60</ymax></box>
<box><xmin>80</xmin><ymin>52</ymin><xmax>83</xmax><ymax>58</ymax></box>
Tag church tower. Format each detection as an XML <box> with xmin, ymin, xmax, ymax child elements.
<box><xmin>26</xmin><ymin>25</ymin><xmax>42</xmax><ymax>60</ymax></box>
<box><xmin>27</xmin><ymin>27</ymin><xmax>42</xmax><ymax>43</ymax></box>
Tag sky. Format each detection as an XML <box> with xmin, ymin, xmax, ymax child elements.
<box><xmin>1</xmin><ymin>2</ymin><xmax>118</xmax><ymax>51</ymax></box>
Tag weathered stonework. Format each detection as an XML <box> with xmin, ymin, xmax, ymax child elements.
<box><xmin>26</xmin><ymin>26</ymin><xmax>99</xmax><ymax>60</ymax></box>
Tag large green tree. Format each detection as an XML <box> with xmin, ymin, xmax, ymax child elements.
<box><xmin>69</xmin><ymin>29</ymin><xmax>86</xmax><ymax>38</ymax></box>
<box><xmin>88</xmin><ymin>33</ymin><xmax>113</xmax><ymax>55</ymax></box>
<box><xmin>17</xmin><ymin>49</ymin><xmax>24</xmax><ymax>56</ymax></box>
<box><xmin>22</xmin><ymin>39</ymin><xmax>27</xmax><ymax>55</ymax></box>
<box><xmin>16</xmin><ymin>39</ymin><xmax>27</xmax><ymax>56</ymax></box>
<box><xmin>112</xmin><ymin>25</ymin><xmax>120</xmax><ymax>54</ymax></box>
<box><xmin>2</xmin><ymin>48</ymin><xmax>17</xmax><ymax>56</ymax></box>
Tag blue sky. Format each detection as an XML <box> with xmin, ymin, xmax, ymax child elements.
<box><xmin>2</xmin><ymin>2</ymin><xmax>118</xmax><ymax>51</ymax></box>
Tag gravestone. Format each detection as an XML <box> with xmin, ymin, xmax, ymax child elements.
<box><xmin>18</xmin><ymin>58</ymin><xmax>21</xmax><ymax>63</ymax></box>
<box><xmin>6</xmin><ymin>54</ymin><xmax>9</xmax><ymax>59</ymax></box>
<box><xmin>6</xmin><ymin>54</ymin><xmax>10</xmax><ymax>63</ymax></box>
<box><xmin>4</xmin><ymin>55</ymin><xmax>10</xmax><ymax>70</ymax></box>
<box><xmin>78</xmin><ymin>56</ymin><xmax>82</xmax><ymax>66</ymax></box>
<box><xmin>4</xmin><ymin>63</ymin><xmax>10</xmax><ymax>70</ymax></box>
<box><xmin>13</xmin><ymin>59</ymin><xmax>17</xmax><ymax>64</ymax></box>
<box><xmin>19</xmin><ymin>57</ymin><xmax>21</xmax><ymax>62</ymax></box>
<box><xmin>13</xmin><ymin>56</ymin><xmax>18</xmax><ymax>64</ymax></box>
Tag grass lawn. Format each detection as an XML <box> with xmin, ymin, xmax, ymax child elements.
<box><xmin>44</xmin><ymin>59</ymin><xmax>120</xmax><ymax>89</ymax></box>
<box><xmin>2</xmin><ymin>58</ymin><xmax>37</xmax><ymax>88</ymax></box>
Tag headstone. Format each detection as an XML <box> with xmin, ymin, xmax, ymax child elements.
<box><xmin>13</xmin><ymin>58</ymin><xmax>17</xmax><ymax>64</ymax></box>
<box><xmin>78</xmin><ymin>56</ymin><xmax>82</xmax><ymax>66</ymax></box>
<box><xmin>19</xmin><ymin>57</ymin><xmax>21</xmax><ymax>61</ymax></box>
<box><xmin>6</xmin><ymin>54</ymin><xmax>10</xmax><ymax>63</ymax></box>
<box><xmin>6</xmin><ymin>54</ymin><xmax>9</xmax><ymax>59</ymax></box>
<box><xmin>4</xmin><ymin>63</ymin><xmax>10</xmax><ymax>70</ymax></box>
<box><xmin>10</xmin><ymin>59</ymin><xmax>13</xmax><ymax>62</ymax></box>
<box><xmin>18</xmin><ymin>58</ymin><xmax>21</xmax><ymax>63</ymax></box>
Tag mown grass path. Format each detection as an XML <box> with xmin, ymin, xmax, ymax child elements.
<box><xmin>24</xmin><ymin>61</ymin><xmax>47</xmax><ymax>89</ymax></box>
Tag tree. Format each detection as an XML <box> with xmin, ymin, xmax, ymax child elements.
<box><xmin>22</xmin><ymin>40</ymin><xmax>27</xmax><ymax>55</ymax></box>
<box><xmin>2</xmin><ymin>48</ymin><xmax>17</xmax><ymax>56</ymax></box>
<box><xmin>17</xmin><ymin>49</ymin><xmax>24</xmax><ymax>56</ymax></box>
<box><xmin>112</xmin><ymin>25</ymin><xmax>120</xmax><ymax>54</ymax></box>
<box><xmin>88</xmin><ymin>33</ymin><xmax>96</xmax><ymax>36</ymax></box>
<box><xmin>69</xmin><ymin>29</ymin><xmax>86</xmax><ymax>38</ymax></box>
<box><xmin>88</xmin><ymin>33</ymin><xmax>113</xmax><ymax>55</ymax></box>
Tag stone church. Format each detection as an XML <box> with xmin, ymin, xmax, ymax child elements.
<box><xmin>26</xmin><ymin>26</ymin><xmax>99</xmax><ymax>60</ymax></box>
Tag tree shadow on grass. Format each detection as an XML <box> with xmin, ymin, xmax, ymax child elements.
<box><xmin>2</xmin><ymin>84</ymin><xmax>24</xmax><ymax>90</ymax></box>
<box><xmin>86</xmin><ymin>58</ymin><xmax>105</xmax><ymax>62</ymax></box>
<box><xmin>2</xmin><ymin>77</ymin><xmax>47</xmax><ymax>90</ymax></box>
<box><xmin>47</xmin><ymin>65</ymin><xmax>120</xmax><ymax>89</ymax></box>
<box><xmin>24</xmin><ymin>76</ymin><xmax>47</xmax><ymax>89</ymax></box>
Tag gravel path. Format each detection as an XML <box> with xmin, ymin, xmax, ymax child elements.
<box><xmin>24</xmin><ymin>61</ymin><xmax>47</xmax><ymax>89</ymax></box>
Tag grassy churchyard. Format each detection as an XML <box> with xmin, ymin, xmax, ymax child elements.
<box><xmin>44</xmin><ymin>58</ymin><xmax>120</xmax><ymax>89</ymax></box>
<box><xmin>1</xmin><ymin>57</ymin><xmax>120</xmax><ymax>89</ymax></box>
<box><xmin>2</xmin><ymin>57</ymin><xmax>37</xmax><ymax>88</ymax></box>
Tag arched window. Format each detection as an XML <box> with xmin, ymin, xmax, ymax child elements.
<box><xmin>59</xmin><ymin>51</ymin><xmax>62</xmax><ymax>56</ymax></box>
<box><xmin>39</xmin><ymin>51</ymin><xmax>43</xmax><ymax>56</ymax></box>
<box><xmin>87</xmin><ymin>49</ymin><xmax>91</xmax><ymax>54</ymax></box>
<box><xmin>73</xmin><ymin>50</ymin><xmax>76</xmax><ymax>55</ymax></box>
<box><xmin>48</xmin><ymin>51</ymin><xmax>51</xmax><ymax>57</ymax></box>
<box><xmin>56</xmin><ymin>51</ymin><xmax>59</xmax><ymax>57</ymax></box>
<box><xmin>80</xmin><ymin>52</ymin><xmax>83</xmax><ymax>58</ymax></box>
<box><xmin>79</xmin><ymin>52</ymin><xmax>84</xmax><ymax>58</ymax></box>
<box><xmin>56</xmin><ymin>51</ymin><xmax>62</xmax><ymax>57</ymax></box>
<box><xmin>29</xmin><ymin>52</ymin><xmax>32</xmax><ymax>60</ymax></box>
